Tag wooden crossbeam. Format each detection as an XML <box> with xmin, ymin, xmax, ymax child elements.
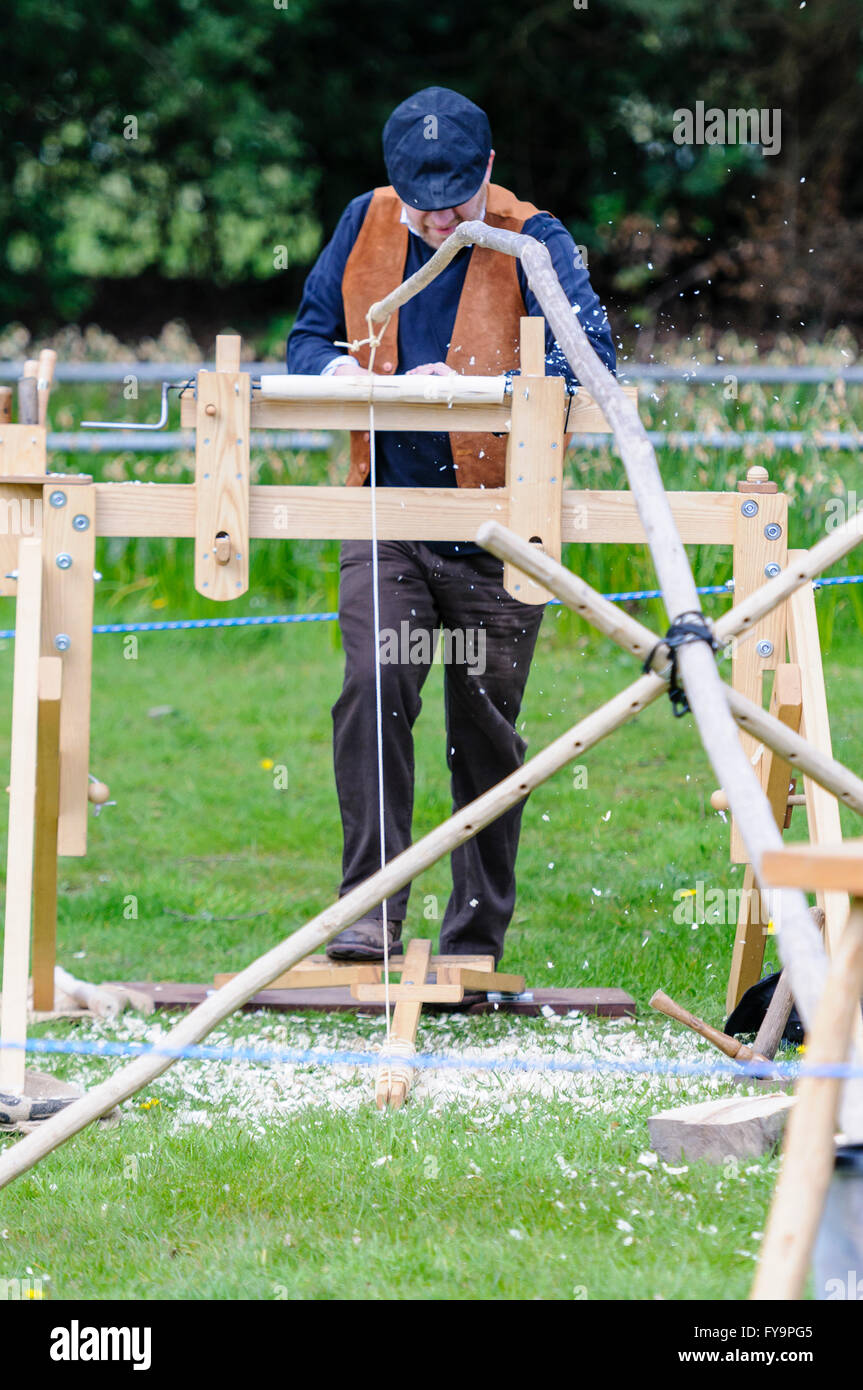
<box><xmin>92</xmin><ymin>484</ymin><xmax>738</xmax><ymax>545</ymax></box>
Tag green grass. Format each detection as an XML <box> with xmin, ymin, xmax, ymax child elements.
<box><xmin>1</xmin><ymin>329</ymin><xmax>862</xmax><ymax>1299</ymax></box>
<box><xmin>0</xmin><ymin>607</ymin><xmax>860</xmax><ymax>1301</ymax></box>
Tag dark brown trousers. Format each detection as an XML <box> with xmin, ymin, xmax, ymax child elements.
<box><xmin>332</xmin><ymin>540</ymin><xmax>545</xmax><ymax>962</ymax></box>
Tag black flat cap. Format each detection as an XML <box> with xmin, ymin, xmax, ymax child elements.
<box><xmin>383</xmin><ymin>87</ymin><xmax>492</xmax><ymax>211</ymax></box>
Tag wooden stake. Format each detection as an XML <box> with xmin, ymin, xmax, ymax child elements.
<box><xmin>0</xmin><ymin>539</ymin><xmax>43</xmax><ymax>1093</ymax></box>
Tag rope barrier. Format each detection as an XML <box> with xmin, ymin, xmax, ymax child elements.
<box><xmin>1</xmin><ymin>576</ymin><xmax>860</xmax><ymax>642</ymax></box>
<box><xmin>7</xmin><ymin>1033</ymin><xmax>863</xmax><ymax>1084</ymax></box>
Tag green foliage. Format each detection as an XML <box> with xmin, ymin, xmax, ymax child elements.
<box><xmin>2</xmin><ymin>0</ymin><xmax>862</xmax><ymax>332</ymax></box>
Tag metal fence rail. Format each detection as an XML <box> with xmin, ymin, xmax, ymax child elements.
<box><xmin>2</xmin><ymin>360</ymin><xmax>862</xmax><ymax>385</ymax></box>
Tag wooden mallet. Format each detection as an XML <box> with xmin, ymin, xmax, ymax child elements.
<box><xmin>650</xmin><ymin>989</ymin><xmax>770</xmax><ymax>1064</ymax></box>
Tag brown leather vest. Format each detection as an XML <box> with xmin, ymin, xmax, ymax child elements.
<box><xmin>341</xmin><ymin>183</ymin><xmax>541</xmax><ymax>488</ymax></box>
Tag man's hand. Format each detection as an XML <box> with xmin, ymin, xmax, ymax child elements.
<box><xmin>405</xmin><ymin>362</ymin><xmax>457</xmax><ymax>376</ymax></box>
<box><xmin>332</xmin><ymin>360</ymin><xmax>370</xmax><ymax>376</ymax></box>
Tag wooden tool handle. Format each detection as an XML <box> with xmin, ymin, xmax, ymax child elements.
<box><xmin>37</xmin><ymin>349</ymin><xmax>57</xmax><ymax>427</ymax></box>
<box><xmin>650</xmin><ymin>988</ymin><xmax>756</xmax><ymax>1061</ymax></box>
<box><xmin>17</xmin><ymin>376</ymin><xmax>38</xmax><ymax>426</ymax></box>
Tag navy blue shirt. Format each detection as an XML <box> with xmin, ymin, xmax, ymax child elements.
<box><xmin>287</xmin><ymin>191</ymin><xmax>616</xmax><ymax>554</ymax></box>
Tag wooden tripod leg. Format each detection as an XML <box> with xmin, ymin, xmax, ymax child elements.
<box><xmin>726</xmin><ymin>664</ymin><xmax>803</xmax><ymax>1012</ymax></box>
<box><xmin>31</xmin><ymin>659</ymin><xmax>62</xmax><ymax>1012</ymax></box>
<box><xmin>787</xmin><ymin>571</ymin><xmax>850</xmax><ymax>956</ymax></box>
<box><xmin>0</xmin><ymin>539</ymin><xmax>43</xmax><ymax>1094</ymax></box>
<box><xmin>751</xmin><ymin>897</ymin><xmax>863</xmax><ymax>1300</ymax></box>
<box><xmin>376</xmin><ymin>938</ymin><xmax>431</xmax><ymax>1111</ymax></box>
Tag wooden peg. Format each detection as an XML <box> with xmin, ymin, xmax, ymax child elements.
<box><xmin>87</xmin><ymin>779</ymin><xmax>110</xmax><ymax>805</ymax></box>
<box><xmin>214</xmin><ymin>532</ymin><xmax>232</xmax><ymax>565</ymax></box>
<box><xmin>0</xmin><ymin>387</ymin><xmax>12</xmax><ymax>423</ymax></box>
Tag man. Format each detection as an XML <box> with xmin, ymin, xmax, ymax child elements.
<box><xmin>288</xmin><ymin>87</ymin><xmax>615</xmax><ymax>965</ymax></box>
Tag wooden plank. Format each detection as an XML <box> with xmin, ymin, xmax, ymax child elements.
<box><xmin>93</xmin><ymin>482</ymin><xmax>738</xmax><ymax>545</ymax></box>
<box><xmin>503</xmin><ymin>318</ymin><xmax>564</xmax><ymax>604</ymax></box>
<box><xmin>354</xmin><ymin>981</ymin><xmax>463</xmax><ymax>1004</ymax></box>
<box><xmin>446</xmin><ymin>967</ymin><xmax>526</xmax><ymax>994</ymax></box>
<box><xmin>31</xmin><ymin>658</ymin><xmax>62</xmax><ymax>1011</ymax></box>
<box><xmin>40</xmin><ymin>482</ymin><xmax>95</xmax><ymax>857</ymax></box>
<box><xmin>0</xmin><ymin>539</ymin><xmax>43</xmax><ymax>1093</ymax></box>
<box><xmin>649</xmin><ymin>1093</ymin><xmax>794</xmax><ymax>1163</ymax></box>
<box><xmin>0</xmin><ymin>425</ymin><xmax>46</xmax><ymax>477</ymax></box>
<box><xmin>725</xmin><ymin>663</ymin><xmax>803</xmax><ymax>1010</ymax></box>
<box><xmin>0</xmin><ymin>427</ymin><xmax>48</xmax><ymax>600</ymax></box>
<box><xmin>787</xmin><ymin>565</ymin><xmax>849</xmax><ymax>954</ymax></box>
<box><xmin>762</xmin><ymin>840</ymin><xmax>863</xmax><ymax>894</ymax></box>
<box><xmin>562</xmin><ymin>490</ymin><xmax>736</xmax><ymax>545</ymax></box>
<box><xmin>194</xmin><ymin>369</ymin><xmax>251</xmax><ymax>600</ymax></box>
<box><xmin>730</xmin><ymin>481</ymin><xmax>788</xmax><ymax>860</ymax></box>
<box><xmin>115</xmin><ymin>980</ymin><xmax>636</xmax><ymax>1016</ymax></box>
<box><xmin>214</xmin><ymin>965</ymin><xmax>381</xmax><ymax>990</ymax></box>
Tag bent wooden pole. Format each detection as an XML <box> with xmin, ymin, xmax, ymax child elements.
<box><xmin>751</xmin><ymin>898</ymin><xmax>863</xmax><ymax>1300</ymax></box>
<box><xmin>0</xmin><ymin>667</ymin><xmax>669</xmax><ymax>1189</ymax></box>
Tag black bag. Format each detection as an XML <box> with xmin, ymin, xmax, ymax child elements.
<box><xmin>725</xmin><ymin>972</ymin><xmax>804</xmax><ymax>1045</ymax></box>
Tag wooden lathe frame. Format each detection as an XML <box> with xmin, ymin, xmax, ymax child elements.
<box><xmin>0</xmin><ymin>318</ymin><xmax>844</xmax><ymax>1094</ymax></box>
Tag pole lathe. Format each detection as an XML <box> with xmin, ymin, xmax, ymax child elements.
<box><xmin>1</xmin><ymin>228</ymin><xmax>862</xmax><ymax>1189</ymax></box>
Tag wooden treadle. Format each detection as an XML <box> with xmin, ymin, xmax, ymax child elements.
<box><xmin>116</xmin><ymin>981</ymin><xmax>636</xmax><ymax>1017</ymax></box>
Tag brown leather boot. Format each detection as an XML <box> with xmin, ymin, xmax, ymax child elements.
<box><xmin>326</xmin><ymin>917</ymin><xmax>404</xmax><ymax>962</ymax></box>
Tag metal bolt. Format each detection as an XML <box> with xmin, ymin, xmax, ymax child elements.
<box><xmin>54</xmin><ymin>634</ymin><xmax>71</xmax><ymax>652</ymax></box>
<box><xmin>764</xmin><ymin>562</ymin><xmax>781</xmax><ymax>578</ymax></box>
<box><xmin>740</xmin><ymin>499</ymin><xmax>759</xmax><ymax>517</ymax></box>
<box><xmin>72</xmin><ymin>513</ymin><xmax>90</xmax><ymax>531</ymax></box>
<box><xmin>55</xmin><ymin>553</ymin><xmax>73</xmax><ymax>570</ymax></box>
<box><xmin>49</xmin><ymin>490</ymin><xmax>67</xmax><ymax>509</ymax></box>
<box><xmin>764</xmin><ymin>522</ymin><xmax>783</xmax><ymax>540</ymax></box>
<box><xmin>756</xmin><ymin>639</ymin><xmax>774</xmax><ymax>658</ymax></box>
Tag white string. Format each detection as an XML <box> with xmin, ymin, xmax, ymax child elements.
<box><xmin>362</xmin><ymin>314</ymin><xmax>394</xmax><ymax>1089</ymax></box>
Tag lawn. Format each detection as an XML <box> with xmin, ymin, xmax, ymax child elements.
<box><xmin>0</xmin><ymin>589</ymin><xmax>860</xmax><ymax>1301</ymax></box>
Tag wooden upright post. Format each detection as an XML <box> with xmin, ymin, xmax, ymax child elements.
<box><xmin>725</xmin><ymin>663</ymin><xmax>803</xmax><ymax>1010</ymax></box>
<box><xmin>787</xmin><ymin>564</ymin><xmax>849</xmax><ymax>956</ymax></box>
<box><xmin>730</xmin><ymin>464</ymin><xmax>788</xmax><ymax>861</ymax></box>
<box><xmin>194</xmin><ymin>334</ymin><xmax>251</xmax><ymax>601</ymax></box>
<box><xmin>31</xmin><ymin>658</ymin><xmax>63</xmax><ymax>1012</ymax></box>
<box><xmin>0</xmin><ymin>539</ymin><xmax>43</xmax><ymax>1093</ymax></box>
<box><xmin>502</xmin><ymin>317</ymin><xmax>565</xmax><ymax>605</ymax></box>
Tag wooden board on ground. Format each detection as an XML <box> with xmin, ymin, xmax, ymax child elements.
<box><xmin>649</xmin><ymin>1093</ymin><xmax>794</xmax><ymax>1163</ymax></box>
<box><xmin>119</xmin><ymin>981</ymin><xmax>636</xmax><ymax>1017</ymax></box>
